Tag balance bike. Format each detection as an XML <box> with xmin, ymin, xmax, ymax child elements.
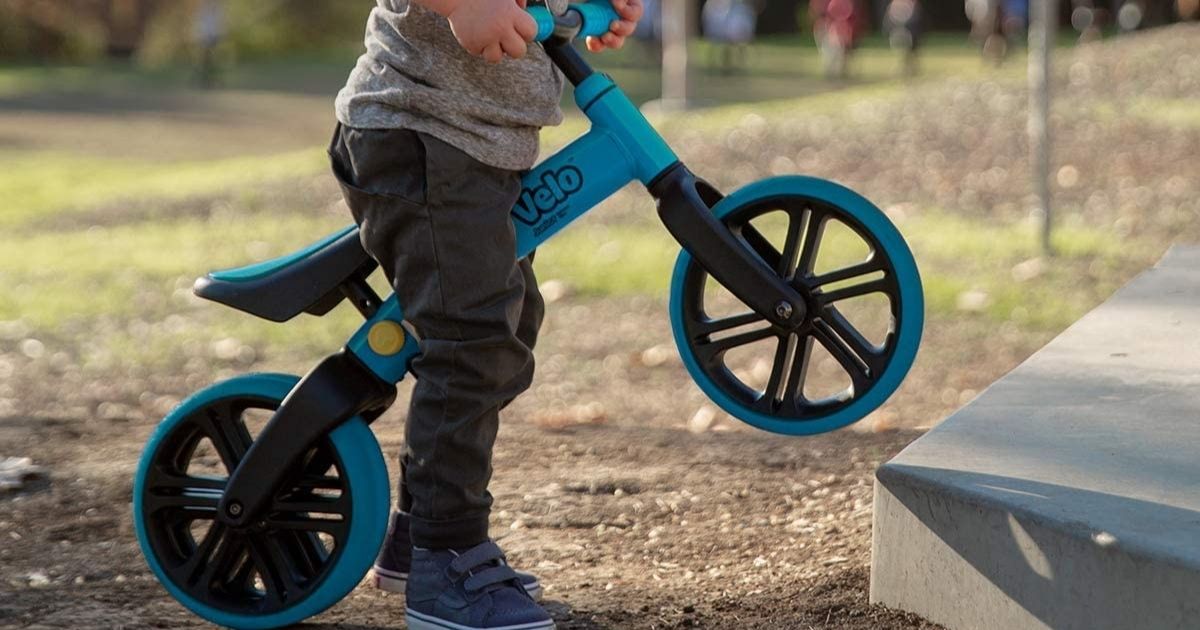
<box><xmin>133</xmin><ymin>4</ymin><xmax>923</xmax><ymax>628</ymax></box>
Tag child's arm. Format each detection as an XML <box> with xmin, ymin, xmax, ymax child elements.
<box><xmin>416</xmin><ymin>0</ymin><xmax>539</xmax><ymax>63</ymax></box>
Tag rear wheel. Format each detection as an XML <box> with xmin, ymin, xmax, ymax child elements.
<box><xmin>133</xmin><ymin>373</ymin><xmax>389</xmax><ymax>630</ymax></box>
<box><xmin>670</xmin><ymin>176</ymin><xmax>923</xmax><ymax>435</ymax></box>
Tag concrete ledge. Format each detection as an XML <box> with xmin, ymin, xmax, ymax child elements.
<box><xmin>870</xmin><ymin>246</ymin><xmax>1200</xmax><ymax>630</ymax></box>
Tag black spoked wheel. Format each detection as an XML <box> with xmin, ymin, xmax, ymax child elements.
<box><xmin>134</xmin><ymin>374</ymin><xmax>389</xmax><ymax>628</ymax></box>
<box><xmin>140</xmin><ymin>397</ymin><xmax>349</xmax><ymax>614</ymax></box>
<box><xmin>670</xmin><ymin>177</ymin><xmax>923</xmax><ymax>435</ymax></box>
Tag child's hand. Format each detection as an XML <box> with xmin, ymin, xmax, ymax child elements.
<box><xmin>442</xmin><ymin>0</ymin><xmax>539</xmax><ymax>63</ymax></box>
<box><xmin>586</xmin><ymin>0</ymin><xmax>644</xmax><ymax>52</ymax></box>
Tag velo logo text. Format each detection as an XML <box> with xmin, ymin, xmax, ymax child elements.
<box><xmin>513</xmin><ymin>166</ymin><xmax>584</xmax><ymax>226</ymax></box>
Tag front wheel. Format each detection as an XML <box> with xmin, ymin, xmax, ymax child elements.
<box><xmin>133</xmin><ymin>373</ymin><xmax>390</xmax><ymax>629</ymax></box>
<box><xmin>670</xmin><ymin>176</ymin><xmax>923</xmax><ymax>436</ymax></box>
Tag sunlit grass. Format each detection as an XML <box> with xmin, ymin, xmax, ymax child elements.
<box><xmin>533</xmin><ymin>207</ymin><xmax>1153</xmax><ymax>332</ymax></box>
<box><xmin>0</xmin><ymin>149</ymin><xmax>326</xmax><ymax>228</ymax></box>
<box><xmin>902</xmin><ymin>211</ymin><xmax>1156</xmax><ymax>329</ymax></box>
<box><xmin>0</xmin><ymin>39</ymin><xmax>1165</xmax><ymax>370</ymax></box>
<box><xmin>0</xmin><ymin>210</ymin><xmax>349</xmax><ymax>324</ymax></box>
<box><xmin>0</xmin><ymin>188</ymin><xmax>1153</xmax><ymax>371</ymax></box>
<box><xmin>1131</xmin><ymin>97</ymin><xmax>1200</xmax><ymax>129</ymax></box>
<box><xmin>1090</xmin><ymin>97</ymin><xmax>1200</xmax><ymax>131</ymax></box>
<box><xmin>0</xmin><ymin>37</ymin><xmax>1008</xmax><ymax>230</ymax></box>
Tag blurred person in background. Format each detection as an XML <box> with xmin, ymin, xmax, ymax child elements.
<box><xmin>1002</xmin><ymin>0</ymin><xmax>1029</xmax><ymax>33</ymax></box>
<box><xmin>1116</xmin><ymin>0</ymin><xmax>1149</xmax><ymax>30</ymax></box>
<box><xmin>193</xmin><ymin>0</ymin><xmax>226</xmax><ymax>88</ymax></box>
<box><xmin>884</xmin><ymin>0</ymin><xmax>923</xmax><ymax>76</ymax></box>
<box><xmin>1180</xmin><ymin>0</ymin><xmax>1200</xmax><ymax>19</ymax></box>
<box><xmin>633</xmin><ymin>0</ymin><xmax>663</xmax><ymax>63</ymax></box>
<box><xmin>1070</xmin><ymin>0</ymin><xmax>1109</xmax><ymax>41</ymax></box>
<box><xmin>702</xmin><ymin>0</ymin><xmax>758</xmax><ymax>73</ymax></box>
<box><xmin>965</xmin><ymin>0</ymin><xmax>1026</xmax><ymax>63</ymax></box>
<box><xmin>810</xmin><ymin>0</ymin><xmax>866</xmax><ymax>79</ymax></box>
<box><xmin>1114</xmin><ymin>0</ymin><xmax>1186</xmax><ymax>30</ymax></box>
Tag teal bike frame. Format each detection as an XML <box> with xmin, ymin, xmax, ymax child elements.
<box><xmin>347</xmin><ymin>74</ymin><xmax>679</xmax><ymax>384</ymax></box>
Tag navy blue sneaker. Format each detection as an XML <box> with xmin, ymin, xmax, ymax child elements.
<box><xmin>405</xmin><ymin>540</ymin><xmax>554</xmax><ymax>630</ymax></box>
<box><xmin>373</xmin><ymin>511</ymin><xmax>543</xmax><ymax>601</ymax></box>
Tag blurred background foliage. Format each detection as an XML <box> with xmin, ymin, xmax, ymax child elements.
<box><xmin>0</xmin><ymin>0</ymin><xmax>1191</xmax><ymax>64</ymax></box>
<box><xmin>0</xmin><ymin>0</ymin><xmax>368</xmax><ymax>63</ymax></box>
<box><xmin>1</xmin><ymin>0</ymin><xmax>1194</xmax><ymax>67</ymax></box>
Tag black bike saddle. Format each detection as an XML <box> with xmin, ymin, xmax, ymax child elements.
<box><xmin>194</xmin><ymin>225</ymin><xmax>378</xmax><ymax>322</ymax></box>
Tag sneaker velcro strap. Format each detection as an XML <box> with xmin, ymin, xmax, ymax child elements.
<box><xmin>464</xmin><ymin>565</ymin><xmax>519</xmax><ymax>593</ymax></box>
<box><xmin>449</xmin><ymin>541</ymin><xmax>506</xmax><ymax>575</ymax></box>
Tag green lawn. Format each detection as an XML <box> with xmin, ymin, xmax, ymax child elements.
<box><xmin>0</xmin><ymin>189</ymin><xmax>1147</xmax><ymax>372</ymax></box>
<box><xmin>0</xmin><ymin>36</ymin><xmax>1167</xmax><ymax>371</ymax></box>
<box><xmin>0</xmin><ymin>149</ymin><xmax>326</xmax><ymax>229</ymax></box>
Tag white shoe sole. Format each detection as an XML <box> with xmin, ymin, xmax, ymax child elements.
<box><xmin>373</xmin><ymin>566</ymin><xmax>408</xmax><ymax>593</ymax></box>
<box><xmin>405</xmin><ymin>607</ymin><xmax>555</xmax><ymax>630</ymax></box>
<box><xmin>373</xmin><ymin>565</ymin><xmax>544</xmax><ymax>601</ymax></box>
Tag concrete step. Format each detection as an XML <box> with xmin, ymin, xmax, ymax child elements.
<box><xmin>870</xmin><ymin>246</ymin><xmax>1200</xmax><ymax>630</ymax></box>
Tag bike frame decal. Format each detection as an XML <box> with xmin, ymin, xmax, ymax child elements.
<box><xmin>514</xmin><ymin>74</ymin><xmax>677</xmax><ymax>257</ymax></box>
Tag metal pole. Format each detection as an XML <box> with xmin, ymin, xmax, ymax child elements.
<box><xmin>661</xmin><ymin>0</ymin><xmax>691</xmax><ymax>109</ymax></box>
<box><xmin>1029</xmin><ymin>0</ymin><xmax>1057</xmax><ymax>255</ymax></box>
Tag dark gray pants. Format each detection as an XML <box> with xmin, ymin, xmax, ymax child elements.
<box><xmin>329</xmin><ymin>125</ymin><xmax>544</xmax><ymax>549</ymax></box>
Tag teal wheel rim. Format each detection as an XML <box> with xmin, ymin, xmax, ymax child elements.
<box><xmin>669</xmin><ymin>176</ymin><xmax>923</xmax><ymax>436</ymax></box>
<box><xmin>133</xmin><ymin>373</ymin><xmax>389</xmax><ymax>630</ymax></box>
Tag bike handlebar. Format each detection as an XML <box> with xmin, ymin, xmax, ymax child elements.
<box><xmin>528</xmin><ymin>1</ymin><xmax>620</xmax><ymax>43</ymax></box>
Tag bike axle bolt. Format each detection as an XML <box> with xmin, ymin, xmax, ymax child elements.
<box><xmin>367</xmin><ymin>321</ymin><xmax>407</xmax><ymax>356</ymax></box>
<box><xmin>775</xmin><ymin>301</ymin><xmax>794</xmax><ymax>321</ymax></box>
<box><xmin>227</xmin><ymin>502</ymin><xmax>243</xmax><ymax>517</ymax></box>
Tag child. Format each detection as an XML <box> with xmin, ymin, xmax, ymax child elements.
<box><xmin>329</xmin><ymin>1</ymin><xmax>642</xmax><ymax>629</ymax></box>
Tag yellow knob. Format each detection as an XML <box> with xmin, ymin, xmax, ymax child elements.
<box><xmin>367</xmin><ymin>321</ymin><xmax>407</xmax><ymax>356</ymax></box>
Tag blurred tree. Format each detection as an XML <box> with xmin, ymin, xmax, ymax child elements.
<box><xmin>0</xmin><ymin>0</ymin><xmax>170</xmax><ymax>60</ymax></box>
<box><xmin>0</xmin><ymin>0</ymin><xmax>370</xmax><ymax>62</ymax></box>
<box><xmin>0</xmin><ymin>9</ymin><xmax>78</xmax><ymax>59</ymax></box>
<box><xmin>194</xmin><ymin>0</ymin><xmax>225</xmax><ymax>87</ymax></box>
<box><xmin>221</xmin><ymin>0</ymin><xmax>368</xmax><ymax>58</ymax></box>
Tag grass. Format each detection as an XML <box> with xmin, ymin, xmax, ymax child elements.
<box><xmin>0</xmin><ymin>35</ymin><xmax>1019</xmax><ymax>231</ymax></box>
<box><xmin>0</xmin><ymin>34</ymin><xmax>1020</xmax><ymax>103</ymax></box>
<box><xmin>0</xmin><ymin>193</ymin><xmax>1149</xmax><ymax>367</ymax></box>
<box><xmin>535</xmin><ymin>208</ymin><xmax>1151</xmax><ymax>332</ymax></box>
<box><xmin>1131</xmin><ymin>97</ymin><xmax>1200</xmax><ymax>129</ymax></box>
<box><xmin>0</xmin><ymin>149</ymin><xmax>326</xmax><ymax>229</ymax></box>
<box><xmin>0</xmin><ymin>37</ymin><xmax>1166</xmax><ymax>371</ymax></box>
<box><xmin>0</xmin><ymin>211</ymin><xmax>344</xmax><ymax>322</ymax></box>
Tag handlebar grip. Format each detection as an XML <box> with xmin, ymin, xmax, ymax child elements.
<box><xmin>528</xmin><ymin>7</ymin><xmax>557</xmax><ymax>42</ymax></box>
<box><xmin>574</xmin><ymin>1</ymin><xmax>621</xmax><ymax>38</ymax></box>
<box><xmin>528</xmin><ymin>1</ymin><xmax>620</xmax><ymax>43</ymax></box>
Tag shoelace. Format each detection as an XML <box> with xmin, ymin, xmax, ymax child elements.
<box><xmin>448</xmin><ymin>541</ymin><xmax>521</xmax><ymax>594</ymax></box>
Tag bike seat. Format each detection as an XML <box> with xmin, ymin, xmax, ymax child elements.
<box><xmin>194</xmin><ymin>225</ymin><xmax>378</xmax><ymax>322</ymax></box>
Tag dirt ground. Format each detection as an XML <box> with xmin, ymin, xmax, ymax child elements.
<box><xmin>0</xmin><ymin>295</ymin><xmax>957</xmax><ymax>629</ymax></box>
<box><xmin>3</xmin><ymin>23</ymin><xmax>1197</xmax><ymax>630</ymax></box>
<box><xmin>0</xmin><ymin>417</ymin><xmax>936</xmax><ymax>629</ymax></box>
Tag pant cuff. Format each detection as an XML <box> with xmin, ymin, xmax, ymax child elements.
<box><xmin>408</xmin><ymin>513</ymin><xmax>489</xmax><ymax>549</ymax></box>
